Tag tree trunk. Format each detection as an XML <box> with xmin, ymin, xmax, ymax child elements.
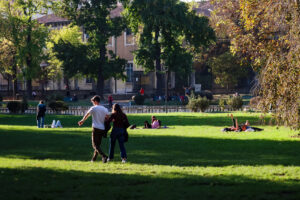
<box><xmin>26</xmin><ymin>18</ymin><xmax>33</xmax><ymax>99</ymax></box>
<box><xmin>165</xmin><ymin>71</ymin><xmax>170</xmax><ymax>100</ymax></box>
<box><xmin>154</xmin><ymin>27</ymin><xmax>163</xmax><ymax>95</ymax></box>
<box><xmin>12</xmin><ymin>63</ymin><xmax>17</xmax><ymax>100</ymax></box>
<box><xmin>6</xmin><ymin>77</ymin><xmax>10</xmax><ymax>94</ymax></box>
<box><xmin>96</xmin><ymin>45</ymin><xmax>106</xmax><ymax>98</ymax></box>
<box><xmin>27</xmin><ymin>79</ymin><xmax>32</xmax><ymax>99</ymax></box>
<box><xmin>227</xmin><ymin>83</ymin><xmax>229</xmax><ymax>94</ymax></box>
<box><xmin>64</xmin><ymin>76</ymin><xmax>70</xmax><ymax>96</ymax></box>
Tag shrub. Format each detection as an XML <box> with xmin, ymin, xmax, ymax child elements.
<box><xmin>187</xmin><ymin>95</ymin><xmax>210</xmax><ymax>112</ymax></box>
<box><xmin>218</xmin><ymin>99</ymin><xmax>226</xmax><ymax>111</ymax></box>
<box><xmin>48</xmin><ymin>101</ymin><xmax>68</xmax><ymax>112</ymax></box>
<box><xmin>133</xmin><ymin>95</ymin><xmax>145</xmax><ymax>105</ymax></box>
<box><xmin>7</xmin><ymin>101</ymin><xmax>22</xmax><ymax>113</ymax></box>
<box><xmin>227</xmin><ymin>96</ymin><xmax>243</xmax><ymax>110</ymax></box>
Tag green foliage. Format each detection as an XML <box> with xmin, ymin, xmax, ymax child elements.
<box><xmin>46</xmin><ymin>25</ymin><xmax>84</xmax><ymax>81</ymax></box>
<box><xmin>218</xmin><ymin>99</ymin><xmax>226</xmax><ymax>111</ymax></box>
<box><xmin>52</xmin><ymin>39</ymin><xmax>89</xmax><ymax>78</ymax></box>
<box><xmin>58</xmin><ymin>0</ymin><xmax>127</xmax><ymax>96</ymax></box>
<box><xmin>133</xmin><ymin>95</ymin><xmax>145</xmax><ymax>105</ymax></box>
<box><xmin>124</xmin><ymin>0</ymin><xmax>215</xmax><ymax>93</ymax></box>
<box><xmin>209</xmin><ymin>51</ymin><xmax>250</xmax><ymax>91</ymax></box>
<box><xmin>187</xmin><ymin>94</ymin><xmax>210</xmax><ymax>112</ymax></box>
<box><xmin>227</xmin><ymin>96</ymin><xmax>243</xmax><ymax>111</ymax></box>
<box><xmin>212</xmin><ymin>0</ymin><xmax>300</xmax><ymax>129</ymax></box>
<box><xmin>0</xmin><ymin>0</ymin><xmax>49</xmax><ymax>97</ymax></box>
<box><xmin>48</xmin><ymin>101</ymin><xmax>68</xmax><ymax>112</ymax></box>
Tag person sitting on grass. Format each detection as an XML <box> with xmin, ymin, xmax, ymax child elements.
<box><xmin>152</xmin><ymin>119</ymin><xmax>161</xmax><ymax>129</ymax></box>
<box><xmin>222</xmin><ymin>114</ymin><xmax>263</xmax><ymax>132</ymax></box>
<box><xmin>144</xmin><ymin>121</ymin><xmax>152</xmax><ymax>129</ymax></box>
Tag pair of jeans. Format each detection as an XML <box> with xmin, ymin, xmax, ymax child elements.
<box><xmin>91</xmin><ymin>128</ymin><xmax>107</xmax><ymax>161</ymax></box>
<box><xmin>109</xmin><ymin>127</ymin><xmax>127</xmax><ymax>159</ymax></box>
<box><xmin>37</xmin><ymin>117</ymin><xmax>44</xmax><ymax>128</ymax></box>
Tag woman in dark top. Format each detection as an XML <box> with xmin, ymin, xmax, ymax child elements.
<box><xmin>108</xmin><ymin>104</ymin><xmax>129</xmax><ymax>163</ymax></box>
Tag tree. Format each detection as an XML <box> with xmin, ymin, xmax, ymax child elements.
<box><xmin>124</xmin><ymin>0</ymin><xmax>215</xmax><ymax>95</ymax></box>
<box><xmin>0</xmin><ymin>39</ymin><xmax>17</xmax><ymax>96</ymax></box>
<box><xmin>0</xmin><ymin>0</ymin><xmax>49</xmax><ymax>99</ymax></box>
<box><xmin>58</xmin><ymin>0</ymin><xmax>126</xmax><ymax>97</ymax></box>
<box><xmin>47</xmin><ymin>25</ymin><xmax>86</xmax><ymax>92</ymax></box>
<box><xmin>209</xmin><ymin>51</ymin><xmax>250</xmax><ymax>93</ymax></box>
<box><xmin>211</xmin><ymin>0</ymin><xmax>300</xmax><ymax>129</ymax></box>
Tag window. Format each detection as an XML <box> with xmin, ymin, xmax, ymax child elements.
<box><xmin>124</xmin><ymin>28</ymin><xmax>134</xmax><ymax>46</ymax></box>
<box><xmin>126</xmin><ymin>63</ymin><xmax>133</xmax><ymax>82</ymax></box>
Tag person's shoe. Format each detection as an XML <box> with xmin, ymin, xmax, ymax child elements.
<box><xmin>107</xmin><ymin>158</ymin><xmax>112</xmax><ymax>162</ymax></box>
<box><xmin>102</xmin><ymin>156</ymin><xmax>108</xmax><ymax>163</ymax></box>
<box><xmin>121</xmin><ymin>158</ymin><xmax>127</xmax><ymax>163</ymax></box>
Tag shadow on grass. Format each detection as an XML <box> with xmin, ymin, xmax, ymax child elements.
<box><xmin>0</xmin><ymin>128</ymin><xmax>299</xmax><ymax>167</ymax></box>
<box><xmin>0</xmin><ymin>113</ymin><xmax>266</xmax><ymax>127</ymax></box>
<box><xmin>0</xmin><ymin>167</ymin><xmax>299</xmax><ymax>200</ymax></box>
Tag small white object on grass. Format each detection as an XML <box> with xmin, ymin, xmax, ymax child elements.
<box><xmin>56</xmin><ymin>120</ymin><xmax>63</xmax><ymax>128</ymax></box>
<box><xmin>51</xmin><ymin>120</ymin><xmax>56</xmax><ymax>128</ymax></box>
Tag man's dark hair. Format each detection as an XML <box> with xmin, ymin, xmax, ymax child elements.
<box><xmin>91</xmin><ymin>95</ymin><xmax>101</xmax><ymax>103</ymax></box>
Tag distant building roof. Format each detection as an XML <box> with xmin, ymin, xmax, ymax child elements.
<box><xmin>36</xmin><ymin>2</ymin><xmax>212</xmax><ymax>26</ymax></box>
<box><xmin>37</xmin><ymin>14</ymin><xmax>70</xmax><ymax>25</ymax></box>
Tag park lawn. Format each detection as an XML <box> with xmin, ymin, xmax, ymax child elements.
<box><xmin>0</xmin><ymin>113</ymin><xmax>299</xmax><ymax>200</ymax></box>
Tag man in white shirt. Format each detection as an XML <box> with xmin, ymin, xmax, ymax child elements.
<box><xmin>78</xmin><ymin>95</ymin><xmax>109</xmax><ymax>163</ymax></box>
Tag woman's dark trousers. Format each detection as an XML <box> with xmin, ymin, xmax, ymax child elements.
<box><xmin>109</xmin><ymin>128</ymin><xmax>127</xmax><ymax>159</ymax></box>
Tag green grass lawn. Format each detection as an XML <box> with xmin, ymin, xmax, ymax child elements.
<box><xmin>0</xmin><ymin>112</ymin><xmax>299</xmax><ymax>200</ymax></box>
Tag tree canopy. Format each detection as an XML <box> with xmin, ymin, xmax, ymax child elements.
<box><xmin>58</xmin><ymin>0</ymin><xmax>127</xmax><ymax>96</ymax></box>
<box><xmin>212</xmin><ymin>0</ymin><xmax>300</xmax><ymax>129</ymax></box>
<box><xmin>0</xmin><ymin>0</ymin><xmax>49</xmax><ymax>98</ymax></box>
<box><xmin>124</xmin><ymin>0</ymin><xmax>215</xmax><ymax>94</ymax></box>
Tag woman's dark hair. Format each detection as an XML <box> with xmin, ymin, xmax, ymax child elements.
<box><xmin>112</xmin><ymin>103</ymin><xmax>123</xmax><ymax>114</ymax></box>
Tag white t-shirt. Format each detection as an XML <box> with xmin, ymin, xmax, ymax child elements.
<box><xmin>86</xmin><ymin>105</ymin><xmax>108</xmax><ymax>130</ymax></box>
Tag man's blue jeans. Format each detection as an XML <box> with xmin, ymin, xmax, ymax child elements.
<box><xmin>109</xmin><ymin>127</ymin><xmax>127</xmax><ymax>159</ymax></box>
<box><xmin>37</xmin><ymin>117</ymin><xmax>44</xmax><ymax>128</ymax></box>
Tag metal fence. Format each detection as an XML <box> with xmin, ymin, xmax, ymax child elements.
<box><xmin>0</xmin><ymin>105</ymin><xmax>251</xmax><ymax>115</ymax></box>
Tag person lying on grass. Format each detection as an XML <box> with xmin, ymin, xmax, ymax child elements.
<box><xmin>222</xmin><ymin>114</ymin><xmax>263</xmax><ymax>132</ymax></box>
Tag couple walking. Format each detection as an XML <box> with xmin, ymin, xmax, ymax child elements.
<box><xmin>78</xmin><ymin>95</ymin><xmax>129</xmax><ymax>163</ymax></box>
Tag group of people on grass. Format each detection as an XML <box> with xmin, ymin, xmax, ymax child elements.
<box><xmin>78</xmin><ymin>95</ymin><xmax>129</xmax><ymax>163</ymax></box>
<box><xmin>36</xmin><ymin>95</ymin><xmax>263</xmax><ymax>164</ymax></box>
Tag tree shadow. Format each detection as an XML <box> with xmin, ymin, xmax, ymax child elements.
<box><xmin>0</xmin><ymin>128</ymin><xmax>299</xmax><ymax>167</ymax></box>
<box><xmin>0</xmin><ymin>167</ymin><xmax>299</xmax><ymax>200</ymax></box>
